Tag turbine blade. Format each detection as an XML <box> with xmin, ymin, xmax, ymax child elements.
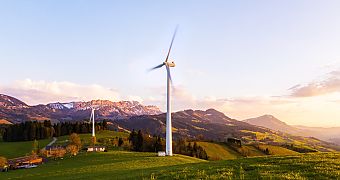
<box><xmin>165</xmin><ymin>26</ymin><xmax>178</xmax><ymax>62</ymax></box>
<box><xmin>148</xmin><ymin>63</ymin><xmax>165</xmax><ymax>71</ymax></box>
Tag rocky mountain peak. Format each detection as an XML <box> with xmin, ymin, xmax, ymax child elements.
<box><xmin>0</xmin><ymin>94</ymin><xmax>28</xmax><ymax>108</ymax></box>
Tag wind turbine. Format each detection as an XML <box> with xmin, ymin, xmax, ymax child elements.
<box><xmin>149</xmin><ymin>27</ymin><xmax>178</xmax><ymax>156</ymax></box>
<box><xmin>89</xmin><ymin>108</ymin><xmax>95</xmax><ymax>137</ymax></box>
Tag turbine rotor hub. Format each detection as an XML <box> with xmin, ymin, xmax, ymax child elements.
<box><xmin>165</xmin><ymin>61</ymin><xmax>176</xmax><ymax>67</ymax></box>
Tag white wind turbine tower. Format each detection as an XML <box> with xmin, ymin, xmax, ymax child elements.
<box><xmin>89</xmin><ymin>108</ymin><xmax>95</xmax><ymax>137</ymax></box>
<box><xmin>149</xmin><ymin>27</ymin><xmax>178</xmax><ymax>156</ymax></box>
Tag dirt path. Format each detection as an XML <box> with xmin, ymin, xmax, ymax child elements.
<box><xmin>45</xmin><ymin>137</ymin><xmax>57</xmax><ymax>147</ymax></box>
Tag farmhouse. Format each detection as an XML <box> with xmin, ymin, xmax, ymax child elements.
<box><xmin>227</xmin><ymin>137</ymin><xmax>242</xmax><ymax>147</ymax></box>
<box><xmin>45</xmin><ymin>145</ymin><xmax>66</xmax><ymax>157</ymax></box>
<box><xmin>87</xmin><ymin>146</ymin><xmax>106</xmax><ymax>152</ymax></box>
<box><xmin>7</xmin><ymin>155</ymin><xmax>43</xmax><ymax>169</ymax></box>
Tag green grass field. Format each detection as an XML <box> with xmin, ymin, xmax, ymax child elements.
<box><xmin>194</xmin><ymin>142</ymin><xmax>299</xmax><ymax>160</ymax></box>
<box><xmin>0</xmin><ymin>151</ymin><xmax>339</xmax><ymax>179</ymax></box>
<box><xmin>0</xmin><ymin>139</ymin><xmax>52</xmax><ymax>158</ymax></box>
<box><xmin>0</xmin><ymin>130</ymin><xmax>129</xmax><ymax>159</ymax></box>
<box><xmin>54</xmin><ymin>130</ymin><xmax>129</xmax><ymax>146</ymax></box>
<box><xmin>0</xmin><ymin>151</ymin><xmax>205</xmax><ymax>179</ymax></box>
<box><xmin>1</xmin><ymin>131</ymin><xmax>339</xmax><ymax>179</ymax></box>
<box><xmin>196</xmin><ymin>142</ymin><xmax>242</xmax><ymax>160</ymax></box>
<box><xmin>258</xmin><ymin>144</ymin><xmax>299</xmax><ymax>156</ymax></box>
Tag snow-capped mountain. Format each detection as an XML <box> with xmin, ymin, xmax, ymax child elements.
<box><xmin>0</xmin><ymin>94</ymin><xmax>161</xmax><ymax>123</ymax></box>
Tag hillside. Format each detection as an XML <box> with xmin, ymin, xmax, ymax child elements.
<box><xmin>0</xmin><ymin>138</ymin><xmax>52</xmax><ymax>158</ymax></box>
<box><xmin>0</xmin><ymin>151</ymin><xmax>339</xmax><ymax>179</ymax></box>
<box><xmin>195</xmin><ymin>142</ymin><xmax>242</xmax><ymax>160</ymax></box>
<box><xmin>243</xmin><ymin>115</ymin><xmax>306</xmax><ymax>135</ymax></box>
<box><xmin>244</xmin><ymin>115</ymin><xmax>340</xmax><ymax>145</ymax></box>
<box><xmin>257</xmin><ymin>144</ymin><xmax>299</xmax><ymax>155</ymax></box>
<box><xmin>114</xmin><ymin>110</ymin><xmax>340</xmax><ymax>152</ymax></box>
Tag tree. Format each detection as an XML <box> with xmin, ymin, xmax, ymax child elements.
<box><xmin>118</xmin><ymin>137</ymin><xmax>124</xmax><ymax>147</ymax></box>
<box><xmin>50</xmin><ymin>148</ymin><xmax>66</xmax><ymax>159</ymax></box>
<box><xmin>66</xmin><ymin>144</ymin><xmax>79</xmax><ymax>156</ymax></box>
<box><xmin>175</xmin><ymin>138</ymin><xmax>186</xmax><ymax>154</ymax></box>
<box><xmin>154</xmin><ymin>136</ymin><xmax>163</xmax><ymax>152</ymax></box>
<box><xmin>137</xmin><ymin>130</ymin><xmax>144</xmax><ymax>152</ymax></box>
<box><xmin>102</xmin><ymin>120</ymin><xmax>108</xmax><ymax>130</ymax></box>
<box><xmin>69</xmin><ymin>133</ymin><xmax>82</xmax><ymax>150</ymax></box>
<box><xmin>32</xmin><ymin>139</ymin><xmax>39</xmax><ymax>154</ymax></box>
<box><xmin>129</xmin><ymin>129</ymin><xmax>138</xmax><ymax>151</ymax></box>
<box><xmin>0</xmin><ymin>156</ymin><xmax>7</xmax><ymax>169</ymax></box>
<box><xmin>187</xmin><ymin>142</ymin><xmax>193</xmax><ymax>156</ymax></box>
<box><xmin>265</xmin><ymin>148</ymin><xmax>270</xmax><ymax>155</ymax></box>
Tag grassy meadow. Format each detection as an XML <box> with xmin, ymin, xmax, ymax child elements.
<box><xmin>54</xmin><ymin>130</ymin><xmax>129</xmax><ymax>146</ymax></box>
<box><xmin>195</xmin><ymin>142</ymin><xmax>242</xmax><ymax>160</ymax></box>
<box><xmin>1</xmin><ymin>130</ymin><xmax>339</xmax><ymax>179</ymax></box>
<box><xmin>258</xmin><ymin>144</ymin><xmax>299</xmax><ymax>156</ymax></box>
<box><xmin>0</xmin><ymin>130</ymin><xmax>129</xmax><ymax>159</ymax></box>
<box><xmin>0</xmin><ymin>151</ymin><xmax>339</xmax><ymax>179</ymax></box>
<box><xmin>0</xmin><ymin>138</ymin><xmax>51</xmax><ymax>158</ymax></box>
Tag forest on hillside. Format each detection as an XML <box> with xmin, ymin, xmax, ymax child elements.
<box><xmin>2</xmin><ymin>121</ymin><xmax>108</xmax><ymax>142</ymax></box>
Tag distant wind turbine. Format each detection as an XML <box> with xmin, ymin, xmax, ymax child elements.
<box><xmin>90</xmin><ymin>108</ymin><xmax>95</xmax><ymax>137</ymax></box>
<box><xmin>149</xmin><ymin>27</ymin><xmax>178</xmax><ymax>156</ymax></box>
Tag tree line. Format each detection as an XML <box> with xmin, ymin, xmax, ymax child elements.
<box><xmin>128</xmin><ymin>130</ymin><xmax>208</xmax><ymax>160</ymax></box>
<box><xmin>2</xmin><ymin>120</ymin><xmax>108</xmax><ymax>142</ymax></box>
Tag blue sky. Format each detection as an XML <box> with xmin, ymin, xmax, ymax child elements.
<box><xmin>1</xmin><ymin>1</ymin><xmax>340</xmax><ymax>126</ymax></box>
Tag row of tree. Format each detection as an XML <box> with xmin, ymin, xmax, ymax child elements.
<box><xmin>174</xmin><ymin>138</ymin><xmax>208</xmax><ymax>160</ymax></box>
<box><xmin>128</xmin><ymin>130</ymin><xmax>208</xmax><ymax>160</ymax></box>
<box><xmin>128</xmin><ymin>130</ymin><xmax>163</xmax><ymax>152</ymax></box>
<box><xmin>2</xmin><ymin>121</ymin><xmax>108</xmax><ymax>142</ymax></box>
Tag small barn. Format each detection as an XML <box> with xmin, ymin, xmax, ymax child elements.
<box><xmin>45</xmin><ymin>145</ymin><xmax>66</xmax><ymax>157</ymax></box>
<box><xmin>7</xmin><ymin>155</ymin><xmax>43</xmax><ymax>169</ymax></box>
<box><xmin>87</xmin><ymin>146</ymin><xmax>106</xmax><ymax>152</ymax></box>
<box><xmin>227</xmin><ymin>137</ymin><xmax>242</xmax><ymax>147</ymax></box>
<box><xmin>158</xmin><ymin>151</ymin><xmax>166</xmax><ymax>156</ymax></box>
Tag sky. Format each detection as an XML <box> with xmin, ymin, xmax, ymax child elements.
<box><xmin>1</xmin><ymin>0</ymin><xmax>340</xmax><ymax>127</ymax></box>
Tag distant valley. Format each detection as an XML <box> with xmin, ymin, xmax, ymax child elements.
<box><xmin>244</xmin><ymin>115</ymin><xmax>340</xmax><ymax>145</ymax></box>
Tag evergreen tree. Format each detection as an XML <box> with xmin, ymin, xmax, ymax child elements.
<box><xmin>118</xmin><ymin>137</ymin><xmax>124</xmax><ymax>147</ymax></box>
<box><xmin>128</xmin><ymin>129</ymin><xmax>138</xmax><ymax>151</ymax></box>
<box><xmin>137</xmin><ymin>130</ymin><xmax>144</xmax><ymax>152</ymax></box>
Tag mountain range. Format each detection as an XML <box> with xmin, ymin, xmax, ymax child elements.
<box><xmin>0</xmin><ymin>94</ymin><xmax>339</xmax><ymax>151</ymax></box>
<box><xmin>0</xmin><ymin>94</ymin><xmax>161</xmax><ymax>124</ymax></box>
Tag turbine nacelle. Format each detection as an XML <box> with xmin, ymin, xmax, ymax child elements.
<box><xmin>165</xmin><ymin>61</ymin><xmax>175</xmax><ymax>67</ymax></box>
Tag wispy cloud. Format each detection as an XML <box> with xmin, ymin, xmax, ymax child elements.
<box><xmin>289</xmin><ymin>69</ymin><xmax>340</xmax><ymax>97</ymax></box>
<box><xmin>0</xmin><ymin>79</ymin><xmax>121</xmax><ymax>105</ymax></box>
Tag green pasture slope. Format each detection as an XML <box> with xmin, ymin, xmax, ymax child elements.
<box><xmin>0</xmin><ymin>152</ymin><xmax>339</xmax><ymax>179</ymax></box>
<box><xmin>0</xmin><ymin>151</ymin><xmax>205</xmax><ymax>179</ymax></box>
<box><xmin>54</xmin><ymin>130</ymin><xmax>129</xmax><ymax>146</ymax></box>
<box><xmin>0</xmin><ymin>130</ymin><xmax>128</xmax><ymax>158</ymax></box>
<box><xmin>196</xmin><ymin>142</ymin><xmax>242</xmax><ymax>160</ymax></box>
<box><xmin>258</xmin><ymin>144</ymin><xmax>299</xmax><ymax>156</ymax></box>
<box><xmin>0</xmin><ymin>138</ymin><xmax>51</xmax><ymax>158</ymax></box>
<box><xmin>153</xmin><ymin>152</ymin><xmax>340</xmax><ymax>179</ymax></box>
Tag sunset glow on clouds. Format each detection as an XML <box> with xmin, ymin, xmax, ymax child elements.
<box><xmin>1</xmin><ymin>68</ymin><xmax>340</xmax><ymax>127</ymax></box>
<box><xmin>0</xmin><ymin>79</ymin><xmax>121</xmax><ymax>104</ymax></box>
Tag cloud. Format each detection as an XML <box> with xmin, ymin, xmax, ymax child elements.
<box><xmin>1</xmin><ymin>76</ymin><xmax>340</xmax><ymax>126</ymax></box>
<box><xmin>290</xmin><ymin>69</ymin><xmax>340</xmax><ymax>97</ymax></box>
<box><xmin>143</xmin><ymin>86</ymin><xmax>227</xmax><ymax>112</ymax></box>
<box><xmin>0</xmin><ymin>79</ymin><xmax>121</xmax><ymax>105</ymax></box>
